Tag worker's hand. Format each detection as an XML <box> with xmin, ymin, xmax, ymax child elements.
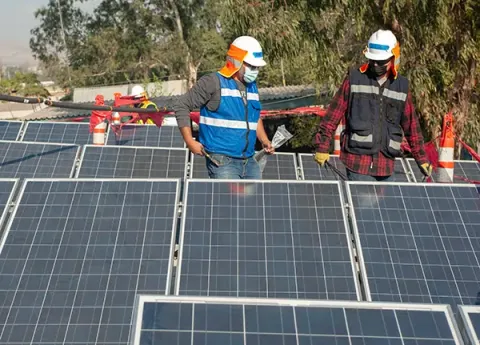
<box><xmin>187</xmin><ymin>140</ymin><xmax>204</xmax><ymax>156</ymax></box>
<box><xmin>262</xmin><ymin>141</ymin><xmax>275</xmax><ymax>155</ymax></box>
<box><xmin>314</xmin><ymin>152</ymin><xmax>330</xmax><ymax>166</ymax></box>
<box><xmin>420</xmin><ymin>162</ymin><xmax>432</xmax><ymax>177</ymax></box>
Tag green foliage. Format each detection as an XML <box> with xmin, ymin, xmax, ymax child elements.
<box><xmin>30</xmin><ymin>0</ymin><xmax>225</xmax><ymax>89</ymax></box>
<box><xmin>0</xmin><ymin>72</ymin><xmax>50</xmax><ymax>98</ymax></box>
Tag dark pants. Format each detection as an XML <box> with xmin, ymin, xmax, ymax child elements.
<box><xmin>346</xmin><ymin>169</ymin><xmax>395</xmax><ymax>182</ymax></box>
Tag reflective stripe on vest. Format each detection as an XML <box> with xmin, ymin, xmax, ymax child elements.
<box><xmin>220</xmin><ymin>88</ymin><xmax>260</xmax><ymax>101</ymax></box>
<box><xmin>199</xmin><ymin>116</ymin><xmax>258</xmax><ymax>130</ymax></box>
<box><xmin>351</xmin><ymin>84</ymin><xmax>407</xmax><ymax>102</ymax></box>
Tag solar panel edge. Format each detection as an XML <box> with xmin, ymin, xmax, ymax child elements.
<box><xmin>0</xmin><ymin>178</ymin><xmax>21</xmax><ymax>252</ymax></box>
<box><xmin>130</xmin><ymin>295</ymin><xmax>465</xmax><ymax>345</ymax></box>
<box><xmin>457</xmin><ymin>306</ymin><xmax>478</xmax><ymax>345</ymax></box>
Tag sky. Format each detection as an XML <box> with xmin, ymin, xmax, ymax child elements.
<box><xmin>0</xmin><ymin>0</ymin><xmax>101</xmax><ymax>67</ymax></box>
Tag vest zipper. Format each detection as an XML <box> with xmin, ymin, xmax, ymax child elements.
<box><xmin>242</xmin><ymin>92</ymin><xmax>249</xmax><ymax>157</ymax></box>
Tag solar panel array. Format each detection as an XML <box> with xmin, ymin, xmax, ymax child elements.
<box><xmin>0</xmin><ymin>119</ymin><xmax>479</xmax><ymax>344</ymax></box>
<box><xmin>0</xmin><ymin>141</ymin><xmax>79</xmax><ymax>179</ymax></box>
<box><xmin>132</xmin><ymin>296</ymin><xmax>463</xmax><ymax>345</ymax></box>
<box><xmin>77</xmin><ymin>145</ymin><xmax>188</xmax><ymax>179</ymax></box>
<box><xmin>0</xmin><ymin>121</ymin><xmax>22</xmax><ymax>141</ymax></box>
<box><xmin>176</xmin><ymin>180</ymin><xmax>359</xmax><ymax>300</ymax></box>
<box><xmin>0</xmin><ymin>179</ymin><xmax>180</xmax><ymax>344</ymax></box>
<box><xmin>20</xmin><ymin>121</ymin><xmax>96</xmax><ymax>145</ymax></box>
<box><xmin>107</xmin><ymin>124</ymin><xmax>185</xmax><ymax>148</ymax></box>
<box><xmin>347</xmin><ymin>182</ymin><xmax>480</xmax><ymax>308</ymax></box>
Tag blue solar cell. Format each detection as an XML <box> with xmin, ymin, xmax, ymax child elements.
<box><xmin>347</xmin><ymin>182</ymin><xmax>480</xmax><ymax>308</ymax></box>
<box><xmin>77</xmin><ymin>146</ymin><xmax>188</xmax><ymax>179</ymax></box>
<box><xmin>300</xmin><ymin>154</ymin><xmax>411</xmax><ymax>182</ymax></box>
<box><xmin>0</xmin><ymin>179</ymin><xmax>180</xmax><ymax>345</ymax></box>
<box><xmin>132</xmin><ymin>296</ymin><xmax>463</xmax><ymax>345</ymax></box>
<box><xmin>21</xmin><ymin>121</ymin><xmax>94</xmax><ymax>145</ymax></box>
<box><xmin>107</xmin><ymin>125</ymin><xmax>185</xmax><ymax>148</ymax></box>
<box><xmin>0</xmin><ymin>141</ymin><xmax>79</xmax><ymax>178</ymax></box>
<box><xmin>176</xmin><ymin>180</ymin><xmax>359</xmax><ymax>300</ymax></box>
<box><xmin>0</xmin><ymin>121</ymin><xmax>22</xmax><ymax>141</ymax></box>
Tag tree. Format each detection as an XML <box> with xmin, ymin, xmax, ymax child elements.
<box><xmin>0</xmin><ymin>72</ymin><xmax>50</xmax><ymax>98</ymax></box>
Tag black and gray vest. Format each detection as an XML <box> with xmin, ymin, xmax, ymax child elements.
<box><xmin>344</xmin><ymin>68</ymin><xmax>409</xmax><ymax>158</ymax></box>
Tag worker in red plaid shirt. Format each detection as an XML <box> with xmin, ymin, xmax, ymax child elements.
<box><xmin>314</xmin><ymin>29</ymin><xmax>432</xmax><ymax>181</ymax></box>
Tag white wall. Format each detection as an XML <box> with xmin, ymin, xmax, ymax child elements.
<box><xmin>73</xmin><ymin>80</ymin><xmax>188</xmax><ymax>103</ymax></box>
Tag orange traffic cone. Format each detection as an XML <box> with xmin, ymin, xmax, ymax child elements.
<box><xmin>333</xmin><ymin>119</ymin><xmax>343</xmax><ymax>155</ymax></box>
<box><xmin>437</xmin><ymin>112</ymin><xmax>455</xmax><ymax>182</ymax></box>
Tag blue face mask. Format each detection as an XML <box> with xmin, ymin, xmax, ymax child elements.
<box><xmin>243</xmin><ymin>65</ymin><xmax>259</xmax><ymax>83</ymax></box>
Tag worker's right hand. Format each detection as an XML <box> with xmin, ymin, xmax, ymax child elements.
<box><xmin>314</xmin><ymin>152</ymin><xmax>330</xmax><ymax>166</ymax></box>
<box><xmin>187</xmin><ymin>140</ymin><xmax>204</xmax><ymax>156</ymax></box>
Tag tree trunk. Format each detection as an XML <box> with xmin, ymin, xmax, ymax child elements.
<box><xmin>168</xmin><ymin>0</ymin><xmax>197</xmax><ymax>89</ymax></box>
<box><xmin>186</xmin><ymin>52</ymin><xmax>197</xmax><ymax>89</ymax></box>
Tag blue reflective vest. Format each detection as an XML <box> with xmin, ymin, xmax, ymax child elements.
<box><xmin>199</xmin><ymin>72</ymin><xmax>261</xmax><ymax>158</ymax></box>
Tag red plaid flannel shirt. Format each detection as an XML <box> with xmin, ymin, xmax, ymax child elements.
<box><xmin>315</xmin><ymin>76</ymin><xmax>428</xmax><ymax>176</ymax></box>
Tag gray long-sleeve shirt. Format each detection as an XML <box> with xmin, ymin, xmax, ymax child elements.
<box><xmin>173</xmin><ymin>72</ymin><xmax>247</xmax><ymax>128</ymax></box>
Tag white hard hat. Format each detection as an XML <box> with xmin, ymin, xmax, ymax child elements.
<box><xmin>364</xmin><ymin>30</ymin><xmax>398</xmax><ymax>61</ymax></box>
<box><xmin>129</xmin><ymin>85</ymin><xmax>146</xmax><ymax>98</ymax></box>
<box><xmin>231</xmin><ymin>36</ymin><xmax>267</xmax><ymax>67</ymax></box>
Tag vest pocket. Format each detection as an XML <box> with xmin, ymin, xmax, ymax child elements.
<box><xmin>386</xmin><ymin>125</ymin><xmax>403</xmax><ymax>157</ymax></box>
<box><xmin>348</xmin><ymin>130</ymin><xmax>374</xmax><ymax>149</ymax></box>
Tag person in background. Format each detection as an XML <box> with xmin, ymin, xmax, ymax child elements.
<box><xmin>128</xmin><ymin>85</ymin><xmax>157</xmax><ymax>124</ymax></box>
<box><xmin>313</xmin><ymin>29</ymin><xmax>432</xmax><ymax>181</ymax></box>
<box><xmin>173</xmin><ymin>35</ymin><xmax>274</xmax><ymax>179</ymax></box>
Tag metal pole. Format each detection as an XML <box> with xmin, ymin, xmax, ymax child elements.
<box><xmin>280</xmin><ymin>58</ymin><xmax>286</xmax><ymax>87</ymax></box>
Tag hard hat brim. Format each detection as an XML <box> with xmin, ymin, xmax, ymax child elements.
<box><xmin>244</xmin><ymin>57</ymin><xmax>267</xmax><ymax>67</ymax></box>
<box><xmin>365</xmin><ymin>51</ymin><xmax>393</xmax><ymax>61</ymax></box>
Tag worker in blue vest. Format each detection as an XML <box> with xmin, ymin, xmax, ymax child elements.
<box><xmin>173</xmin><ymin>36</ymin><xmax>274</xmax><ymax>179</ymax></box>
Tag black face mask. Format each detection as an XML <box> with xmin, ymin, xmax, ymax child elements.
<box><xmin>370</xmin><ymin>64</ymin><xmax>388</xmax><ymax>76</ymax></box>
<box><xmin>369</xmin><ymin>59</ymin><xmax>390</xmax><ymax>76</ymax></box>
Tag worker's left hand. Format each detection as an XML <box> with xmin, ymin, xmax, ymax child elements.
<box><xmin>420</xmin><ymin>162</ymin><xmax>432</xmax><ymax>177</ymax></box>
<box><xmin>262</xmin><ymin>141</ymin><xmax>275</xmax><ymax>155</ymax></box>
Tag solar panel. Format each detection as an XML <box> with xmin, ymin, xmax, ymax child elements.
<box><xmin>107</xmin><ymin>124</ymin><xmax>185</xmax><ymax>148</ymax></box>
<box><xmin>189</xmin><ymin>153</ymin><xmax>209</xmax><ymax>178</ymax></box>
<box><xmin>299</xmin><ymin>154</ymin><xmax>411</xmax><ymax>181</ymax></box>
<box><xmin>176</xmin><ymin>179</ymin><xmax>360</xmax><ymax>300</ymax></box>
<box><xmin>0</xmin><ymin>179</ymin><xmax>18</xmax><ymax>230</ymax></box>
<box><xmin>0</xmin><ymin>179</ymin><xmax>180</xmax><ymax>345</ymax></box>
<box><xmin>346</xmin><ymin>182</ymin><xmax>480</xmax><ymax>308</ymax></box>
<box><xmin>77</xmin><ymin>145</ymin><xmax>188</xmax><ymax>179</ymax></box>
<box><xmin>21</xmin><ymin>121</ymin><xmax>97</xmax><ymax>145</ymax></box>
<box><xmin>190</xmin><ymin>152</ymin><xmax>299</xmax><ymax>179</ymax></box>
<box><xmin>299</xmin><ymin>154</ymin><xmax>344</xmax><ymax>180</ymax></box>
<box><xmin>0</xmin><ymin>141</ymin><xmax>79</xmax><ymax>179</ymax></box>
<box><xmin>458</xmin><ymin>305</ymin><xmax>480</xmax><ymax>345</ymax></box>
<box><xmin>261</xmin><ymin>152</ymin><xmax>299</xmax><ymax>179</ymax></box>
<box><xmin>0</xmin><ymin>120</ymin><xmax>22</xmax><ymax>141</ymax></box>
<box><xmin>406</xmin><ymin>159</ymin><xmax>480</xmax><ymax>184</ymax></box>
<box><xmin>454</xmin><ymin>161</ymin><xmax>480</xmax><ymax>184</ymax></box>
<box><xmin>131</xmin><ymin>295</ymin><xmax>463</xmax><ymax>345</ymax></box>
